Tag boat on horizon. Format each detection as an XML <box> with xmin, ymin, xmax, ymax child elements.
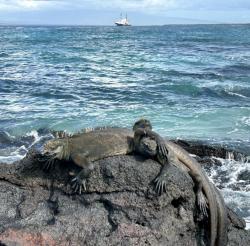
<box><xmin>115</xmin><ymin>13</ymin><xmax>131</xmax><ymax>26</ymax></box>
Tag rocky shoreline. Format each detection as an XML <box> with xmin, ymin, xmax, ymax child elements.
<box><xmin>0</xmin><ymin>141</ymin><xmax>249</xmax><ymax>246</ymax></box>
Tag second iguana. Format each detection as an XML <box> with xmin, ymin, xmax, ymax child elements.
<box><xmin>135</xmin><ymin>122</ymin><xmax>228</xmax><ymax>246</ymax></box>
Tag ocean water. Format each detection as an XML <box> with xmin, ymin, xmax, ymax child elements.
<box><xmin>0</xmin><ymin>25</ymin><xmax>249</xmax><ymax>226</ymax></box>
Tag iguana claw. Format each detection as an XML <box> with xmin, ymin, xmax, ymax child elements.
<box><xmin>197</xmin><ymin>191</ymin><xmax>208</xmax><ymax>217</ymax></box>
<box><xmin>38</xmin><ymin>154</ymin><xmax>56</xmax><ymax>171</ymax></box>
<box><xmin>44</xmin><ymin>158</ymin><xmax>56</xmax><ymax>171</ymax></box>
<box><xmin>154</xmin><ymin>175</ymin><xmax>167</xmax><ymax>195</ymax></box>
<box><xmin>71</xmin><ymin>176</ymin><xmax>87</xmax><ymax>194</ymax></box>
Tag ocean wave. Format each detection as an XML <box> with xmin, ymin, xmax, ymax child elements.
<box><xmin>215</xmin><ymin>64</ymin><xmax>250</xmax><ymax>77</ymax></box>
<box><xmin>0</xmin><ymin>153</ymin><xmax>26</xmax><ymax>164</ymax></box>
<box><xmin>157</xmin><ymin>69</ymin><xmax>223</xmax><ymax>80</ymax></box>
<box><xmin>240</xmin><ymin>117</ymin><xmax>250</xmax><ymax>127</ymax></box>
<box><xmin>200</xmin><ymin>85</ymin><xmax>250</xmax><ymax>100</ymax></box>
<box><xmin>0</xmin><ymin>131</ymin><xmax>12</xmax><ymax>145</ymax></box>
<box><xmin>31</xmin><ymin>92</ymin><xmax>80</xmax><ymax>100</ymax></box>
<box><xmin>159</xmin><ymin>82</ymin><xmax>250</xmax><ymax>101</ymax></box>
<box><xmin>0</xmin><ymin>52</ymin><xmax>9</xmax><ymax>58</ymax></box>
<box><xmin>208</xmin><ymin>157</ymin><xmax>250</xmax><ymax>191</ymax></box>
<box><xmin>225</xmin><ymin>85</ymin><xmax>250</xmax><ymax>98</ymax></box>
<box><xmin>202</xmin><ymin>155</ymin><xmax>250</xmax><ymax>227</ymax></box>
<box><xmin>0</xmin><ymin>129</ymin><xmax>54</xmax><ymax>164</ymax></box>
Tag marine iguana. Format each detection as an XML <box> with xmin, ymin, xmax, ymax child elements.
<box><xmin>41</xmin><ymin>119</ymin><xmax>227</xmax><ymax>246</ymax></box>
<box><xmin>41</xmin><ymin>124</ymin><xmax>168</xmax><ymax>194</ymax></box>
<box><xmin>136</xmin><ymin>122</ymin><xmax>227</xmax><ymax>246</ymax></box>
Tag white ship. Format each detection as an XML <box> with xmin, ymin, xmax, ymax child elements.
<box><xmin>115</xmin><ymin>13</ymin><xmax>131</xmax><ymax>26</ymax></box>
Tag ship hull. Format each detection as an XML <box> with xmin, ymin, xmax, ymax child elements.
<box><xmin>115</xmin><ymin>23</ymin><xmax>131</xmax><ymax>26</ymax></box>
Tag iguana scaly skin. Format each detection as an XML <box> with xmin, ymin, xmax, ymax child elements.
<box><xmin>135</xmin><ymin>120</ymin><xmax>227</xmax><ymax>246</ymax></box>
<box><xmin>42</xmin><ymin>128</ymin><xmax>134</xmax><ymax>193</ymax></box>
<box><xmin>41</xmin><ymin>124</ymin><xmax>167</xmax><ymax>194</ymax></box>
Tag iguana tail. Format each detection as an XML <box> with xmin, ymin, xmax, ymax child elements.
<box><xmin>165</xmin><ymin>141</ymin><xmax>218</xmax><ymax>246</ymax></box>
<box><xmin>214</xmin><ymin>186</ymin><xmax>228</xmax><ymax>246</ymax></box>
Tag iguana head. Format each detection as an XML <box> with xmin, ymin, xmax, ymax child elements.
<box><xmin>137</xmin><ymin>137</ymin><xmax>157</xmax><ymax>157</ymax></box>
<box><xmin>133</xmin><ymin>118</ymin><xmax>152</xmax><ymax>131</ymax></box>
<box><xmin>42</xmin><ymin>138</ymin><xmax>69</xmax><ymax>161</ymax></box>
<box><xmin>43</xmin><ymin>139</ymin><xmax>63</xmax><ymax>155</ymax></box>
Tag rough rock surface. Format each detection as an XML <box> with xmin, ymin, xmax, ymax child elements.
<box><xmin>0</xmin><ymin>150</ymin><xmax>249</xmax><ymax>246</ymax></box>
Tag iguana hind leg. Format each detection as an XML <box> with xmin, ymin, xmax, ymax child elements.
<box><xmin>190</xmin><ymin>170</ymin><xmax>208</xmax><ymax>217</ymax></box>
<box><xmin>71</xmin><ymin>153</ymin><xmax>94</xmax><ymax>194</ymax></box>
<box><xmin>170</xmin><ymin>154</ymin><xmax>209</xmax><ymax>217</ymax></box>
<box><xmin>197</xmin><ymin>190</ymin><xmax>208</xmax><ymax>217</ymax></box>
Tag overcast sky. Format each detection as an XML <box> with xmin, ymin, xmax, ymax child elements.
<box><xmin>0</xmin><ymin>0</ymin><xmax>250</xmax><ymax>25</ymax></box>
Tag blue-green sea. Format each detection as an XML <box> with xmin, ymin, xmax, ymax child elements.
<box><xmin>0</xmin><ymin>25</ymin><xmax>249</xmax><ymax>225</ymax></box>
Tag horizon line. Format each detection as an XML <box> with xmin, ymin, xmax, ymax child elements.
<box><xmin>0</xmin><ymin>22</ymin><xmax>250</xmax><ymax>27</ymax></box>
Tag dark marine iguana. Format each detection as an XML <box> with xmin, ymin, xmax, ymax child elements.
<box><xmin>134</xmin><ymin>120</ymin><xmax>227</xmax><ymax>246</ymax></box>
<box><xmin>40</xmin><ymin>119</ymin><xmax>227</xmax><ymax>246</ymax></box>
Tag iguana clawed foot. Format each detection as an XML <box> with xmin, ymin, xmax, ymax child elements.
<box><xmin>197</xmin><ymin>191</ymin><xmax>208</xmax><ymax>217</ymax></box>
<box><xmin>44</xmin><ymin>158</ymin><xmax>56</xmax><ymax>171</ymax></box>
<box><xmin>71</xmin><ymin>175</ymin><xmax>87</xmax><ymax>194</ymax></box>
<box><xmin>154</xmin><ymin>175</ymin><xmax>168</xmax><ymax>195</ymax></box>
<box><xmin>38</xmin><ymin>154</ymin><xmax>57</xmax><ymax>171</ymax></box>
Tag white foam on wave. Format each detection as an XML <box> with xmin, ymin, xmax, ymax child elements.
<box><xmin>0</xmin><ymin>153</ymin><xmax>26</xmax><ymax>164</ymax></box>
<box><xmin>0</xmin><ymin>129</ymin><xmax>54</xmax><ymax>164</ymax></box>
<box><xmin>211</xmin><ymin>157</ymin><xmax>249</xmax><ymax>191</ymax></box>
<box><xmin>0</xmin><ymin>144</ymin><xmax>27</xmax><ymax>164</ymax></box>
<box><xmin>206</xmin><ymin>156</ymin><xmax>250</xmax><ymax>229</ymax></box>
<box><xmin>222</xmin><ymin>188</ymin><xmax>250</xmax><ymax>230</ymax></box>
<box><xmin>26</xmin><ymin>130</ymin><xmax>44</xmax><ymax>148</ymax></box>
<box><xmin>241</xmin><ymin>116</ymin><xmax>250</xmax><ymax>127</ymax></box>
<box><xmin>227</xmin><ymin>91</ymin><xmax>247</xmax><ymax>98</ymax></box>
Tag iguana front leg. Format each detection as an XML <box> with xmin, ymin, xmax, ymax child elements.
<box><xmin>134</xmin><ymin>128</ymin><xmax>168</xmax><ymax>157</ymax></box>
<box><xmin>136</xmin><ymin>135</ymin><xmax>171</xmax><ymax>194</ymax></box>
<box><xmin>70</xmin><ymin>152</ymin><xmax>94</xmax><ymax>194</ymax></box>
<box><xmin>154</xmin><ymin>150</ymin><xmax>178</xmax><ymax>195</ymax></box>
<box><xmin>154</xmin><ymin>160</ymin><xmax>171</xmax><ymax>194</ymax></box>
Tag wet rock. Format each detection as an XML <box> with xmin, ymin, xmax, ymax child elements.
<box><xmin>227</xmin><ymin>207</ymin><xmax>246</xmax><ymax>229</ymax></box>
<box><xmin>228</xmin><ymin>225</ymin><xmax>250</xmax><ymax>246</ymax></box>
<box><xmin>173</xmin><ymin>139</ymin><xmax>248</xmax><ymax>162</ymax></box>
<box><xmin>237</xmin><ymin>170</ymin><xmax>250</xmax><ymax>182</ymax></box>
<box><xmin>0</xmin><ymin>150</ymin><xmax>249</xmax><ymax>246</ymax></box>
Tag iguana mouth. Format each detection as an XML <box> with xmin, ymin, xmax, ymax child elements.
<box><xmin>37</xmin><ymin>152</ymin><xmax>57</xmax><ymax>170</ymax></box>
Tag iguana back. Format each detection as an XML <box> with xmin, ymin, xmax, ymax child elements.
<box><xmin>68</xmin><ymin>128</ymin><xmax>134</xmax><ymax>161</ymax></box>
<box><xmin>42</xmin><ymin>127</ymin><xmax>134</xmax><ymax>194</ymax></box>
